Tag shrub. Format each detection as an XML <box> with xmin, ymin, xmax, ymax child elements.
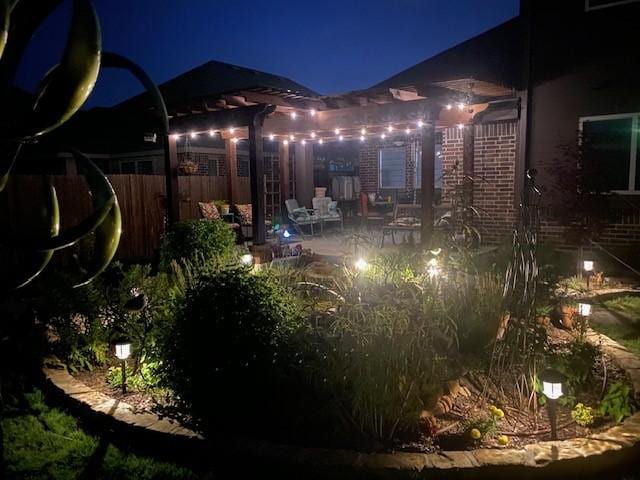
<box><xmin>159</xmin><ymin>219</ymin><xmax>235</xmax><ymax>271</ymax></box>
<box><xmin>598</xmin><ymin>381</ymin><xmax>635</xmax><ymax>423</ymax></box>
<box><xmin>571</xmin><ymin>403</ymin><xmax>595</xmax><ymax>427</ymax></box>
<box><xmin>160</xmin><ymin>266</ymin><xmax>305</xmax><ymax>436</ymax></box>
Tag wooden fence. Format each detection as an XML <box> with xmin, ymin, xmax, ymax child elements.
<box><xmin>0</xmin><ymin>174</ymin><xmax>243</xmax><ymax>260</ymax></box>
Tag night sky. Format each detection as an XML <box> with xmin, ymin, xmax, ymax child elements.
<box><xmin>15</xmin><ymin>0</ymin><xmax>519</xmax><ymax>108</ymax></box>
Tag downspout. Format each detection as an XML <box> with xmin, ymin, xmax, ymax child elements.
<box><xmin>516</xmin><ymin>0</ymin><xmax>534</xmax><ymax>215</ymax></box>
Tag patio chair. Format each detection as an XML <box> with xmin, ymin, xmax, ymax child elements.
<box><xmin>312</xmin><ymin>196</ymin><xmax>344</xmax><ymax>232</ymax></box>
<box><xmin>232</xmin><ymin>203</ymin><xmax>272</xmax><ymax>239</ymax></box>
<box><xmin>357</xmin><ymin>192</ymin><xmax>387</xmax><ymax>229</ymax></box>
<box><xmin>285</xmin><ymin>199</ymin><xmax>322</xmax><ymax>238</ymax></box>
<box><xmin>381</xmin><ymin>204</ymin><xmax>422</xmax><ymax>247</ymax></box>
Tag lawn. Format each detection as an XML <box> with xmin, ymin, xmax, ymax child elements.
<box><xmin>603</xmin><ymin>296</ymin><xmax>640</xmax><ymax>319</ymax></box>
<box><xmin>2</xmin><ymin>390</ymin><xmax>197</xmax><ymax>480</ymax></box>
<box><xmin>592</xmin><ymin>296</ymin><xmax>640</xmax><ymax>357</ymax></box>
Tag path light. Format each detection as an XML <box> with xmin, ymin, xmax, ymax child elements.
<box><xmin>540</xmin><ymin>369</ymin><xmax>565</xmax><ymax>440</ymax></box>
<box><xmin>354</xmin><ymin>258</ymin><xmax>369</xmax><ymax>271</ymax></box>
<box><xmin>115</xmin><ymin>341</ymin><xmax>131</xmax><ymax>395</ymax></box>
<box><xmin>427</xmin><ymin>258</ymin><xmax>440</xmax><ymax>279</ymax></box>
<box><xmin>583</xmin><ymin>260</ymin><xmax>594</xmax><ymax>288</ymax></box>
<box><xmin>578</xmin><ymin>302</ymin><xmax>592</xmax><ymax>317</ymax></box>
<box><xmin>241</xmin><ymin>253</ymin><xmax>254</xmax><ymax>266</ymax></box>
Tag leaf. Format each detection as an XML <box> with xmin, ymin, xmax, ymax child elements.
<box><xmin>1</xmin><ymin>151</ymin><xmax>115</xmax><ymax>251</ymax></box>
<box><xmin>6</xmin><ymin>181</ymin><xmax>60</xmax><ymax>289</ymax></box>
<box><xmin>73</xmin><ymin>199</ymin><xmax>121</xmax><ymax>287</ymax></box>
<box><xmin>0</xmin><ymin>0</ymin><xmax>9</xmax><ymax>61</ymax></box>
<box><xmin>0</xmin><ymin>141</ymin><xmax>21</xmax><ymax>192</ymax></box>
<box><xmin>21</xmin><ymin>0</ymin><xmax>101</xmax><ymax>138</ymax></box>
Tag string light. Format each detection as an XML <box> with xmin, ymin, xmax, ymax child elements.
<box><xmin>290</xmin><ymin>111</ymin><xmax>297</xmax><ymax>119</ymax></box>
<box><xmin>231</xmin><ymin>137</ymin><xmax>238</xmax><ymax>143</ymax></box>
<box><xmin>229</xmin><ymin>127</ymin><xmax>235</xmax><ymax>134</ymax></box>
<box><xmin>381</xmin><ymin>133</ymin><xmax>386</xmax><ymax>139</ymax></box>
<box><xmin>301</xmin><ymin>139</ymin><xmax>306</xmax><ymax>145</ymax></box>
<box><xmin>405</xmin><ymin>128</ymin><xmax>411</xmax><ymax>135</ymax></box>
<box><xmin>268</xmin><ymin>133</ymin><xmax>274</xmax><ymax>141</ymax></box>
<box><xmin>387</xmin><ymin>125</ymin><xmax>393</xmax><ymax>132</ymax></box>
<box><xmin>209</xmin><ymin>129</ymin><xmax>215</xmax><ymax>137</ymax></box>
<box><xmin>457</xmin><ymin>123</ymin><xmax>464</xmax><ymax>129</ymax></box>
<box><xmin>310</xmin><ymin>131</ymin><xmax>316</xmax><ymax>138</ymax></box>
<box><xmin>289</xmin><ymin>134</ymin><xmax>295</xmax><ymax>141</ymax></box>
<box><xmin>417</xmin><ymin>120</ymin><xmax>424</xmax><ymax>128</ymax></box>
<box><xmin>334</xmin><ymin>128</ymin><xmax>340</xmax><ymax>135</ymax></box>
<box><xmin>339</xmin><ymin>135</ymin><xmax>344</xmax><ymax>141</ymax></box>
<box><xmin>457</xmin><ymin>102</ymin><xmax>465</xmax><ymax>111</ymax></box>
<box><xmin>190</xmin><ymin>131</ymin><xmax>196</xmax><ymax>139</ymax></box>
<box><xmin>361</xmin><ymin>128</ymin><xmax>366</xmax><ymax>135</ymax></box>
<box><xmin>446</xmin><ymin>104</ymin><xmax>452</xmax><ymax>110</ymax></box>
<box><xmin>283</xmin><ymin>139</ymin><xmax>289</xmax><ymax>145</ymax></box>
<box><xmin>310</xmin><ymin>109</ymin><xmax>316</xmax><ymax>116</ymax></box>
<box><xmin>360</xmin><ymin>135</ymin><xmax>365</xmax><ymax>142</ymax></box>
<box><xmin>318</xmin><ymin>138</ymin><xmax>324</xmax><ymax>145</ymax></box>
<box><xmin>171</xmin><ymin>134</ymin><xmax>180</xmax><ymax>140</ymax></box>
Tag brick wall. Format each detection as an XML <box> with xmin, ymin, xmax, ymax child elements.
<box><xmin>441</xmin><ymin>122</ymin><xmax>518</xmax><ymax>243</ymax></box>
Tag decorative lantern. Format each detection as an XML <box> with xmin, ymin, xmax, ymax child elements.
<box><xmin>539</xmin><ymin>369</ymin><xmax>565</xmax><ymax>440</ymax></box>
<box><xmin>115</xmin><ymin>342</ymin><xmax>131</xmax><ymax>360</ymax></box>
<box><xmin>578</xmin><ymin>302</ymin><xmax>592</xmax><ymax>317</ymax></box>
<box><xmin>115</xmin><ymin>341</ymin><xmax>131</xmax><ymax>395</ymax></box>
<box><xmin>354</xmin><ymin>258</ymin><xmax>369</xmax><ymax>271</ymax></box>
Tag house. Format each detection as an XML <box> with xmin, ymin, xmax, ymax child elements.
<box><xmin>370</xmin><ymin>0</ymin><xmax>640</xmax><ymax>246</ymax></box>
<box><xmin>20</xmin><ymin>0</ymin><xmax>639</xmax><ymax>253</ymax></box>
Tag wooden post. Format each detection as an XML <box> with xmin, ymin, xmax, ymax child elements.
<box><xmin>462</xmin><ymin>124</ymin><xmax>475</xmax><ymax>223</ymax></box>
<box><xmin>295</xmin><ymin>142</ymin><xmax>314</xmax><ymax>208</ymax></box>
<box><xmin>420</xmin><ymin>121</ymin><xmax>436</xmax><ymax>246</ymax></box>
<box><xmin>279</xmin><ymin>140</ymin><xmax>290</xmax><ymax>219</ymax></box>
<box><xmin>163</xmin><ymin>133</ymin><xmax>180</xmax><ymax>224</ymax></box>
<box><xmin>248</xmin><ymin>119</ymin><xmax>266</xmax><ymax>245</ymax></box>
<box><xmin>225</xmin><ymin>138</ymin><xmax>238</xmax><ymax>205</ymax></box>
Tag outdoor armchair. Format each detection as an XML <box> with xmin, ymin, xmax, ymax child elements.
<box><xmin>312</xmin><ymin>196</ymin><xmax>344</xmax><ymax>231</ymax></box>
<box><xmin>285</xmin><ymin>199</ymin><xmax>322</xmax><ymax>238</ymax></box>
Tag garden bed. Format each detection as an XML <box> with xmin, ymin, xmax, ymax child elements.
<box><xmin>68</xmin><ymin>322</ymin><xmax>628</xmax><ymax>455</ymax></box>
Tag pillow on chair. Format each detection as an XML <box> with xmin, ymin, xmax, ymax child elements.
<box><xmin>292</xmin><ymin>207</ymin><xmax>310</xmax><ymax>220</ymax></box>
<box><xmin>328</xmin><ymin>201</ymin><xmax>339</xmax><ymax>216</ymax></box>
<box><xmin>234</xmin><ymin>204</ymin><xmax>252</xmax><ymax>225</ymax></box>
<box><xmin>198</xmin><ymin>201</ymin><xmax>220</xmax><ymax>220</ymax></box>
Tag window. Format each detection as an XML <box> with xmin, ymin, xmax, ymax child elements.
<box><xmin>580</xmin><ymin>113</ymin><xmax>638</xmax><ymax>192</ymax></box>
<box><xmin>237</xmin><ymin>154</ymin><xmax>249</xmax><ymax>177</ymax></box>
<box><xmin>379</xmin><ymin>147</ymin><xmax>406</xmax><ymax>189</ymax></box>
<box><xmin>585</xmin><ymin>0</ymin><xmax>639</xmax><ymax>11</ymax></box>
<box><xmin>120</xmin><ymin>159</ymin><xmax>154</xmax><ymax>174</ymax></box>
<box><xmin>121</xmin><ymin>161</ymin><xmax>136</xmax><ymax>174</ymax></box>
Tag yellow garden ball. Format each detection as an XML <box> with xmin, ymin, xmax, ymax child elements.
<box><xmin>497</xmin><ymin>435</ymin><xmax>509</xmax><ymax>446</ymax></box>
<box><xmin>493</xmin><ymin>408</ymin><xmax>505</xmax><ymax>419</ymax></box>
<box><xmin>469</xmin><ymin>428</ymin><xmax>482</xmax><ymax>440</ymax></box>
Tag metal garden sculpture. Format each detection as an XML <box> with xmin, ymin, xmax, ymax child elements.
<box><xmin>0</xmin><ymin>0</ymin><xmax>169</xmax><ymax>289</ymax></box>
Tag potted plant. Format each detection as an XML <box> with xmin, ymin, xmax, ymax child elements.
<box><xmin>178</xmin><ymin>160</ymin><xmax>198</xmax><ymax>175</ymax></box>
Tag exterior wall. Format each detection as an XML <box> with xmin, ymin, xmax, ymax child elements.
<box><xmin>356</xmin><ymin>122</ymin><xmax>518</xmax><ymax>244</ymax></box>
<box><xmin>527</xmin><ymin>0</ymin><xmax>640</xmax><ymax>247</ymax></box>
<box><xmin>442</xmin><ymin>122</ymin><xmax>518</xmax><ymax>243</ymax></box>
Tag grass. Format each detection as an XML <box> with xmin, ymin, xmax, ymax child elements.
<box><xmin>2</xmin><ymin>390</ymin><xmax>197</xmax><ymax>480</ymax></box>
<box><xmin>603</xmin><ymin>296</ymin><xmax>640</xmax><ymax>318</ymax></box>
<box><xmin>591</xmin><ymin>296</ymin><xmax>640</xmax><ymax>357</ymax></box>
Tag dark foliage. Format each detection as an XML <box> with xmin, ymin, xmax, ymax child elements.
<box><xmin>159</xmin><ymin>219</ymin><xmax>235</xmax><ymax>271</ymax></box>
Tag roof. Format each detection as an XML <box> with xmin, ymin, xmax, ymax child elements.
<box><xmin>374</xmin><ymin>17</ymin><xmax>524</xmax><ymax>93</ymax></box>
<box><xmin>117</xmin><ymin>60</ymin><xmax>320</xmax><ymax>113</ymax></box>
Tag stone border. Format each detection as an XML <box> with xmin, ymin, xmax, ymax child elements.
<box><xmin>44</xmin><ymin>328</ymin><xmax>640</xmax><ymax>477</ymax></box>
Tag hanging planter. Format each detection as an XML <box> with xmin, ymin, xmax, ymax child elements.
<box><xmin>178</xmin><ymin>160</ymin><xmax>198</xmax><ymax>175</ymax></box>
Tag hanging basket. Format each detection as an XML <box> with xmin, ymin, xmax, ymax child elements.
<box><xmin>179</xmin><ymin>160</ymin><xmax>199</xmax><ymax>175</ymax></box>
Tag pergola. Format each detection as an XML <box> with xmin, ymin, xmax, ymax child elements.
<box><xmin>167</xmin><ymin>79</ymin><xmax>514</xmax><ymax>246</ymax></box>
